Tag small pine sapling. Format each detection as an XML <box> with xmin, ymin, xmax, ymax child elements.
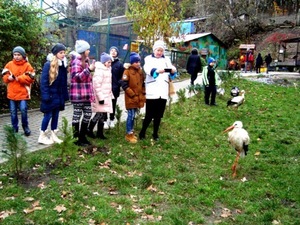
<box><xmin>2</xmin><ymin>125</ymin><xmax>28</xmax><ymax>178</ymax></box>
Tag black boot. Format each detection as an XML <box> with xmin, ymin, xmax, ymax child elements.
<box><xmin>72</xmin><ymin>123</ymin><xmax>81</xmax><ymax>146</ymax></box>
<box><xmin>87</xmin><ymin>120</ymin><xmax>97</xmax><ymax>138</ymax></box>
<box><xmin>22</xmin><ymin>125</ymin><xmax>31</xmax><ymax>136</ymax></box>
<box><xmin>97</xmin><ymin>121</ymin><xmax>107</xmax><ymax>140</ymax></box>
<box><xmin>152</xmin><ymin>118</ymin><xmax>161</xmax><ymax>141</ymax></box>
<box><xmin>79</xmin><ymin>122</ymin><xmax>91</xmax><ymax>146</ymax></box>
<box><xmin>139</xmin><ymin>117</ymin><xmax>152</xmax><ymax>140</ymax></box>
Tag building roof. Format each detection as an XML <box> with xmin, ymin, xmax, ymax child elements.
<box><xmin>239</xmin><ymin>44</ymin><xmax>256</xmax><ymax>50</ymax></box>
<box><xmin>281</xmin><ymin>37</ymin><xmax>300</xmax><ymax>43</ymax></box>
<box><xmin>91</xmin><ymin>15</ymin><xmax>132</xmax><ymax>26</ymax></box>
<box><xmin>170</xmin><ymin>32</ymin><xmax>224</xmax><ymax>45</ymax></box>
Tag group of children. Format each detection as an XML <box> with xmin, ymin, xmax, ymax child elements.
<box><xmin>2</xmin><ymin>39</ymin><xmax>177</xmax><ymax>145</ymax></box>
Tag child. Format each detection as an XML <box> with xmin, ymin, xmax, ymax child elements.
<box><xmin>139</xmin><ymin>40</ymin><xmax>177</xmax><ymax>141</ymax></box>
<box><xmin>69</xmin><ymin>40</ymin><xmax>95</xmax><ymax>146</ymax></box>
<box><xmin>2</xmin><ymin>46</ymin><xmax>35</xmax><ymax>136</ymax></box>
<box><xmin>38</xmin><ymin>43</ymin><xmax>69</xmax><ymax>145</ymax></box>
<box><xmin>102</xmin><ymin>46</ymin><xmax>124</xmax><ymax>129</ymax></box>
<box><xmin>202</xmin><ymin>57</ymin><xmax>221</xmax><ymax>106</ymax></box>
<box><xmin>119</xmin><ymin>52</ymin><xmax>145</xmax><ymax>143</ymax></box>
<box><xmin>88</xmin><ymin>52</ymin><xmax>114</xmax><ymax>139</ymax></box>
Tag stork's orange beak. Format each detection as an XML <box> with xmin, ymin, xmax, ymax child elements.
<box><xmin>223</xmin><ymin>125</ymin><xmax>234</xmax><ymax>133</ymax></box>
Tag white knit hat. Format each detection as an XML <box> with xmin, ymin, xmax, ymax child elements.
<box><xmin>152</xmin><ymin>40</ymin><xmax>165</xmax><ymax>52</ymax></box>
<box><xmin>75</xmin><ymin>40</ymin><xmax>90</xmax><ymax>54</ymax></box>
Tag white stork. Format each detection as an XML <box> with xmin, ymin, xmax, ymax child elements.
<box><xmin>227</xmin><ymin>90</ymin><xmax>245</xmax><ymax>110</ymax></box>
<box><xmin>223</xmin><ymin>121</ymin><xmax>250</xmax><ymax>177</ymax></box>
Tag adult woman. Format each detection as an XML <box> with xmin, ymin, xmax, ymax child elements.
<box><xmin>139</xmin><ymin>40</ymin><xmax>177</xmax><ymax>141</ymax></box>
<box><xmin>186</xmin><ymin>48</ymin><xmax>202</xmax><ymax>85</ymax></box>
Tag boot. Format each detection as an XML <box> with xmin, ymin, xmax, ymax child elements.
<box><xmin>125</xmin><ymin>133</ymin><xmax>137</xmax><ymax>143</ymax></box>
<box><xmin>72</xmin><ymin>123</ymin><xmax>80</xmax><ymax>146</ymax></box>
<box><xmin>38</xmin><ymin>130</ymin><xmax>54</xmax><ymax>145</ymax></box>
<box><xmin>152</xmin><ymin>118</ymin><xmax>161</xmax><ymax>141</ymax></box>
<box><xmin>139</xmin><ymin>117</ymin><xmax>152</xmax><ymax>140</ymax></box>
<box><xmin>51</xmin><ymin>129</ymin><xmax>63</xmax><ymax>144</ymax></box>
<box><xmin>79</xmin><ymin>122</ymin><xmax>91</xmax><ymax>145</ymax></box>
<box><xmin>87</xmin><ymin>120</ymin><xmax>97</xmax><ymax>138</ymax></box>
<box><xmin>22</xmin><ymin>125</ymin><xmax>31</xmax><ymax>136</ymax></box>
<box><xmin>97</xmin><ymin>121</ymin><xmax>107</xmax><ymax>139</ymax></box>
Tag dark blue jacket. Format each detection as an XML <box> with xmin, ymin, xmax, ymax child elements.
<box><xmin>186</xmin><ymin>49</ymin><xmax>202</xmax><ymax>75</ymax></box>
<box><xmin>40</xmin><ymin>60</ymin><xmax>69</xmax><ymax>113</ymax></box>
<box><xmin>111</xmin><ymin>58</ymin><xmax>124</xmax><ymax>98</ymax></box>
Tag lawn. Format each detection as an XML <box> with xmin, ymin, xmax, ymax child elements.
<box><xmin>0</xmin><ymin>77</ymin><xmax>299</xmax><ymax>224</ymax></box>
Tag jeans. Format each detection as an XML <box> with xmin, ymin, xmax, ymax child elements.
<box><xmin>126</xmin><ymin>108</ymin><xmax>137</xmax><ymax>134</ymax></box>
<box><xmin>41</xmin><ymin>108</ymin><xmax>60</xmax><ymax>131</ymax></box>
<box><xmin>9</xmin><ymin>100</ymin><xmax>28</xmax><ymax>132</ymax></box>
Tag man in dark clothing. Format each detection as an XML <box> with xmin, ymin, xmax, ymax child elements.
<box><xmin>186</xmin><ymin>48</ymin><xmax>202</xmax><ymax>85</ymax></box>
<box><xmin>265</xmin><ymin>53</ymin><xmax>272</xmax><ymax>74</ymax></box>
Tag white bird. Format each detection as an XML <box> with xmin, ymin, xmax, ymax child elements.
<box><xmin>227</xmin><ymin>90</ymin><xmax>245</xmax><ymax>109</ymax></box>
<box><xmin>223</xmin><ymin>121</ymin><xmax>250</xmax><ymax>177</ymax></box>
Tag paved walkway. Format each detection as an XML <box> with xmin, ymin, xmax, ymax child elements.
<box><xmin>0</xmin><ymin>77</ymin><xmax>201</xmax><ymax>163</ymax></box>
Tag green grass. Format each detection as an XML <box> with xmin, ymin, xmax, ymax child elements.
<box><xmin>0</xmin><ymin>78</ymin><xmax>299</xmax><ymax>224</ymax></box>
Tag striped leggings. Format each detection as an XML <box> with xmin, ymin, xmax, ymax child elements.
<box><xmin>72</xmin><ymin>102</ymin><xmax>92</xmax><ymax>125</ymax></box>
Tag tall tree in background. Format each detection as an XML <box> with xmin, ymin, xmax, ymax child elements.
<box><xmin>126</xmin><ymin>0</ymin><xmax>183</xmax><ymax>48</ymax></box>
<box><xmin>0</xmin><ymin>0</ymin><xmax>47</xmax><ymax>70</ymax></box>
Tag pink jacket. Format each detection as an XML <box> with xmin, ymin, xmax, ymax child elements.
<box><xmin>91</xmin><ymin>62</ymin><xmax>114</xmax><ymax>113</ymax></box>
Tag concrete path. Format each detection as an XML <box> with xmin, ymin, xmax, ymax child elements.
<box><xmin>0</xmin><ymin>76</ymin><xmax>201</xmax><ymax>163</ymax></box>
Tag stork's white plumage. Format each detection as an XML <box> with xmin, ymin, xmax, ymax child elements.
<box><xmin>227</xmin><ymin>90</ymin><xmax>245</xmax><ymax>109</ymax></box>
<box><xmin>224</xmin><ymin>121</ymin><xmax>250</xmax><ymax>177</ymax></box>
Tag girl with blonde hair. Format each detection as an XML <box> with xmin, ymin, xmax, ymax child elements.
<box><xmin>38</xmin><ymin>43</ymin><xmax>69</xmax><ymax>144</ymax></box>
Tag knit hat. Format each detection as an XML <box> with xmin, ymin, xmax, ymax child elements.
<box><xmin>130</xmin><ymin>52</ymin><xmax>140</xmax><ymax>64</ymax></box>
<box><xmin>13</xmin><ymin>46</ymin><xmax>26</xmax><ymax>58</ymax></box>
<box><xmin>100</xmin><ymin>52</ymin><xmax>112</xmax><ymax>64</ymax></box>
<box><xmin>153</xmin><ymin>40</ymin><xmax>165</xmax><ymax>52</ymax></box>
<box><xmin>208</xmin><ymin>57</ymin><xmax>216</xmax><ymax>64</ymax></box>
<box><xmin>109</xmin><ymin>46</ymin><xmax>119</xmax><ymax>57</ymax></box>
<box><xmin>75</xmin><ymin>40</ymin><xmax>90</xmax><ymax>54</ymax></box>
<box><xmin>51</xmin><ymin>43</ymin><xmax>66</xmax><ymax>55</ymax></box>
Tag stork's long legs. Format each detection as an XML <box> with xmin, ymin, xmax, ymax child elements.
<box><xmin>231</xmin><ymin>152</ymin><xmax>240</xmax><ymax>177</ymax></box>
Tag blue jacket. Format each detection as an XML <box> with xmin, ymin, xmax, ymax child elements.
<box><xmin>111</xmin><ymin>58</ymin><xmax>124</xmax><ymax>98</ymax></box>
<box><xmin>40</xmin><ymin>60</ymin><xmax>69</xmax><ymax>113</ymax></box>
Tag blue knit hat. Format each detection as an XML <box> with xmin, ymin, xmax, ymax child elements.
<box><xmin>109</xmin><ymin>46</ymin><xmax>119</xmax><ymax>57</ymax></box>
<box><xmin>13</xmin><ymin>46</ymin><xmax>26</xmax><ymax>58</ymax></box>
<box><xmin>130</xmin><ymin>52</ymin><xmax>140</xmax><ymax>64</ymax></box>
<box><xmin>100</xmin><ymin>52</ymin><xmax>112</xmax><ymax>64</ymax></box>
<box><xmin>208</xmin><ymin>57</ymin><xmax>216</xmax><ymax>64</ymax></box>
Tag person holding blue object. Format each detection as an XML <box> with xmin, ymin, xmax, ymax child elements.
<box><xmin>139</xmin><ymin>40</ymin><xmax>177</xmax><ymax>141</ymax></box>
<box><xmin>38</xmin><ymin>43</ymin><xmax>69</xmax><ymax>145</ymax></box>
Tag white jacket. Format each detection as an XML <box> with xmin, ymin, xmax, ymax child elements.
<box><xmin>143</xmin><ymin>54</ymin><xmax>176</xmax><ymax>100</ymax></box>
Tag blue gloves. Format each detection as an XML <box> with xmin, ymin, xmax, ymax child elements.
<box><xmin>169</xmin><ymin>72</ymin><xmax>178</xmax><ymax>80</ymax></box>
<box><xmin>153</xmin><ymin>71</ymin><xmax>159</xmax><ymax>79</ymax></box>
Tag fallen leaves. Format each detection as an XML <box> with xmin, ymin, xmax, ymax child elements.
<box><xmin>54</xmin><ymin>204</ymin><xmax>67</xmax><ymax>213</ymax></box>
<box><xmin>0</xmin><ymin>209</ymin><xmax>16</xmax><ymax>220</ymax></box>
<box><xmin>23</xmin><ymin>201</ymin><xmax>42</xmax><ymax>214</ymax></box>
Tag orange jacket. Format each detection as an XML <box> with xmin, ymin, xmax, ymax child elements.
<box><xmin>2</xmin><ymin>59</ymin><xmax>35</xmax><ymax>100</ymax></box>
